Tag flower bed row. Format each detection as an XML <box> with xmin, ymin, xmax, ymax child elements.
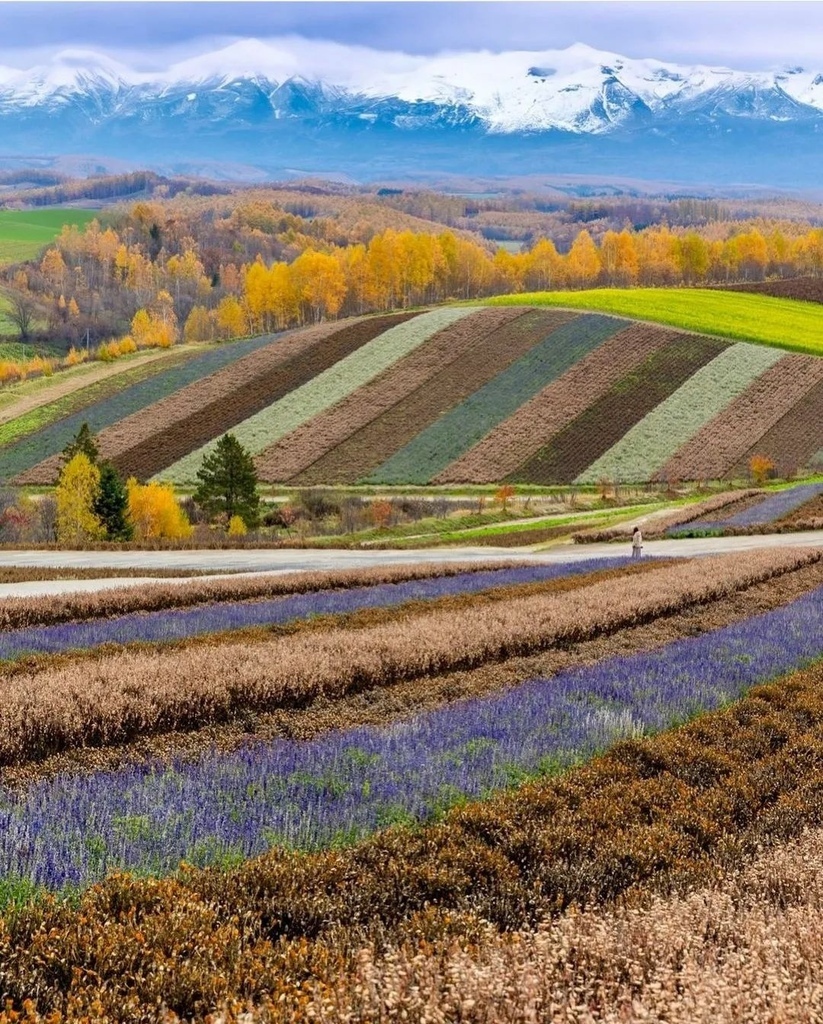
<box><xmin>507</xmin><ymin>333</ymin><xmax>728</xmax><ymax>484</ymax></box>
<box><xmin>368</xmin><ymin>313</ymin><xmax>625</xmax><ymax>485</ymax></box>
<box><xmin>255</xmin><ymin>307</ymin><xmax>524</xmax><ymax>483</ymax></box>
<box><xmin>435</xmin><ymin>322</ymin><xmax>677</xmax><ymax>484</ymax></box>
<box><xmin>578</xmin><ymin>342</ymin><xmax>783</xmax><ymax>484</ymax></box>
<box><xmin>0</xmin><ymin>333</ymin><xmax>285</xmax><ymax>482</ymax></box>
<box><xmin>281</xmin><ymin>308</ymin><xmax>572</xmax><ymax>486</ymax></box>
<box><xmin>5</xmin><ymin>635</ymin><xmax>823</xmax><ymax>1018</ymax></box>
<box><xmin>659</xmin><ymin>352</ymin><xmax>823</xmax><ymax>482</ymax></box>
<box><xmin>7</xmin><ymin>573</ymin><xmax>823</xmax><ymax>892</ymax></box>
<box><xmin>0</xmin><ymin>549</ymin><xmax>813</xmax><ymax>768</ymax></box>
<box><xmin>670</xmin><ymin>481</ymin><xmax>823</xmax><ymax>533</ymax></box>
<box><xmin>160</xmin><ymin>307</ymin><xmax>475</xmax><ymax>483</ymax></box>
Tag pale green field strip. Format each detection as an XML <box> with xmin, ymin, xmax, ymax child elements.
<box><xmin>576</xmin><ymin>343</ymin><xmax>783</xmax><ymax>484</ymax></box>
<box><xmin>366</xmin><ymin>313</ymin><xmax>624</xmax><ymax>485</ymax></box>
<box><xmin>158</xmin><ymin>307</ymin><xmax>476</xmax><ymax>484</ymax></box>
<box><xmin>486</xmin><ymin>288</ymin><xmax>823</xmax><ymax>356</ymax></box>
<box><xmin>0</xmin><ymin>209</ymin><xmax>97</xmax><ymax>266</ymax></box>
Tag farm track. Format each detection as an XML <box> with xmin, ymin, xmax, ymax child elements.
<box><xmin>659</xmin><ymin>353</ymin><xmax>823</xmax><ymax>481</ymax></box>
<box><xmin>6</xmin><ymin>629</ymin><xmax>823</xmax><ymax>1019</ymax></box>
<box><xmin>733</xmin><ymin>375</ymin><xmax>823</xmax><ymax>478</ymax></box>
<box><xmin>0</xmin><ymin>548</ymin><xmax>813</xmax><ymax>770</ymax></box>
<box><xmin>10</xmin><ymin>555</ymin><xmax>823</xmax><ymax>790</ymax></box>
<box><xmin>255</xmin><ymin>307</ymin><xmax>525</xmax><ymax>483</ymax></box>
<box><xmin>284</xmin><ymin>308</ymin><xmax>570</xmax><ymax>485</ymax></box>
<box><xmin>0</xmin><ymin>349</ymin><xmax>185</xmax><ymax>427</ymax></box>
<box><xmin>436</xmin><ymin>322</ymin><xmax>678</xmax><ymax>484</ymax></box>
<box><xmin>508</xmin><ymin>334</ymin><xmax>728</xmax><ymax>484</ymax></box>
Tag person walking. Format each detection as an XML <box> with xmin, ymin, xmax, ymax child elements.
<box><xmin>632</xmin><ymin>526</ymin><xmax>643</xmax><ymax>560</ymax></box>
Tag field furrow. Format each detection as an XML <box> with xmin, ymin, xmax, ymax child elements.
<box><xmin>159</xmin><ymin>307</ymin><xmax>475</xmax><ymax>484</ymax></box>
<box><xmin>733</xmin><ymin>375</ymin><xmax>823</xmax><ymax>478</ymax></box>
<box><xmin>436</xmin><ymin>322</ymin><xmax>677</xmax><ymax>484</ymax></box>
<box><xmin>3</xmin><ymin>333</ymin><xmax>286</xmax><ymax>483</ymax></box>
<box><xmin>254</xmin><ymin>307</ymin><xmax>524</xmax><ymax>483</ymax></box>
<box><xmin>658</xmin><ymin>353</ymin><xmax>823</xmax><ymax>482</ymax></box>
<box><xmin>508</xmin><ymin>334</ymin><xmax>727</xmax><ymax>484</ymax></box>
<box><xmin>576</xmin><ymin>342</ymin><xmax>782</xmax><ymax>484</ymax></box>
<box><xmin>367</xmin><ymin>313</ymin><xmax>624</xmax><ymax>485</ymax></box>
<box><xmin>283</xmin><ymin>309</ymin><xmax>569</xmax><ymax>486</ymax></box>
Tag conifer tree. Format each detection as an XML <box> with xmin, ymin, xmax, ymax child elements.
<box><xmin>193</xmin><ymin>433</ymin><xmax>261</xmax><ymax>528</ymax></box>
<box><xmin>93</xmin><ymin>462</ymin><xmax>133</xmax><ymax>541</ymax></box>
<box><xmin>62</xmin><ymin>422</ymin><xmax>99</xmax><ymax>466</ymax></box>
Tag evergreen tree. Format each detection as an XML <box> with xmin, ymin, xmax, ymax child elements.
<box><xmin>93</xmin><ymin>462</ymin><xmax>133</xmax><ymax>541</ymax></box>
<box><xmin>193</xmin><ymin>433</ymin><xmax>261</xmax><ymax>528</ymax></box>
<box><xmin>62</xmin><ymin>422</ymin><xmax>99</xmax><ymax>466</ymax></box>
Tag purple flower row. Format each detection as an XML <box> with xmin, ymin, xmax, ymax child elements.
<box><xmin>2</xmin><ymin>581</ymin><xmax>822</xmax><ymax>893</ymax></box>
<box><xmin>670</xmin><ymin>482</ymin><xmax>823</xmax><ymax>534</ymax></box>
<box><xmin>0</xmin><ymin>558</ymin><xmax>633</xmax><ymax>664</ymax></box>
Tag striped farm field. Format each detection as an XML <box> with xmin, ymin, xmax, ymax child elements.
<box><xmin>3</xmin><ymin>299</ymin><xmax>823</xmax><ymax>487</ymax></box>
<box><xmin>158</xmin><ymin>307</ymin><xmax>473</xmax><ymax>484</ymax></box>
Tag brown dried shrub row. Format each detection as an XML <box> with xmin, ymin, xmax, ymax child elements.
<box><xmin>0</xmin><ymin>548</ymin><xmax>814</xmax><ymax>767</ymax></box>
<box><xmin>508</xmin><ymin>334</ymin><xmax>729</xmax><ymax>485</ymax></box>
<box><xmin>732</xmin><ymin>375</ymin><xmax>823</xmax><ymax>479</ymax></box>
<box><xmin>17</xmin><ymin>313</ymin><xmax>419</xmax><ymax>485</ymax></box>
<box><xmin>658</xmin><ymin>353</ymin><xmax>823</xmax><ymax>482</ymax></box>
<box><xmin>5</xmin><ymin>637</ymin><xmax>823</xmax><ymax>1020</ymax></box>
<box><xmin>251</xmin><ymin>826</ymin><xmax>823</xmax><ymax>1024</ymax></box>
<box><xmin>436</xmin><ymin>323</ymin><xmax>679</xmax><ymax>485</ymax></box>
<box><xmin>0</xmin><ymin>559</ymin><xmax>526</xmax><ymax>631</ymax></box>
<box><xmin>255</xmin><ymin>307</ymin><xmax>525</xmax><ymax>482</ymax></box>
<box><xmin>719</xmin><ymin>276</ymin><xmax>823</xmax><ymax>304</ymax></box>
<box><xmin>284</xmin><ymin>309</ymin><xmax>574</xmax><ymax>486</ymax></box>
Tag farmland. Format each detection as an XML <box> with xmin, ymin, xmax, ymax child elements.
<box><xmin>1</xmin><ymin>547</ymin><xmax>823</xmax><ymax>1018</ymax></box>
<box><xmin>3</xmin><ymin>297</ymin><xmax>823</xmax><ymax>488</ymax></box>
<box><xmin>0</xmin><ymin>208</ymin><xmax>97</xmax><ymax>266</ymax></box>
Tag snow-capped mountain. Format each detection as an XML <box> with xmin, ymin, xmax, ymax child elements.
<box><xmin>1</xmin><ymin>41</ymin><xmax>822</xmax><ymax>185</ymax></box>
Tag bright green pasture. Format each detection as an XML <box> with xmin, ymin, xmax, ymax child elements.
<box><xmin>0</xmin><ymin>208</ymin><xmax>97</xmax><ymax>266</ymax></box>
<box><xmin>486</xmin><ymin>289</ymin><xmax>823</xmax><ymax>356</ymax></box>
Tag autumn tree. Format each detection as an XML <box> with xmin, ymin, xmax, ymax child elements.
<box><xmin>56</xmin><ymin>453</ymin><xmax>104</xmax><ymax>545</ymax></box>
<box><xmin>193</xmin><ymin>433</ymin><xmax>261</xmax><ymax>528</ymax></box>
<box><xmin>127</xmin><ymin>479</ymin><xmax>192</xmax><ymax>540</ymax></box>
<box><xmin>566</xmin><ymin>230</ymin><xmax>601</xmax><ymax>288</ymax></box>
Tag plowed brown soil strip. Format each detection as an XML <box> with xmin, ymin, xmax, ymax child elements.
<box><xmin>508</xmin><ymin>334</ymin><xmax>728</xmax><ymax>484</ymax></box>
<box><xmin>436</xmin><ymin>323</ymin><xmax>678</xmax><ymax>484</ymax></box>
<box><xmin>285</xmin><ymin>309</ymin><xmax>575</xmax><ymax>485</ymax></box>
<box><xmin>9</xmin><ymin>557</ymin><xmax>823</xmax><ymax>789</ymax></box>
<box><xmin>732</xmin><ymin>376</ymin><xmax>823</xmax><ymax>478</ymax></box>
<box><xmin>720</xmin><ymin>277</ymin><xmax>823</xmax><ymax>304</ymax></box>
<box><xmin>658</xmin><ymin>353</ymin><xmax>823</xmax><ymax>482</ymax></box>
<box><xmin>255</xmin><ymin>307</ymin><xmax>525</xmax><ymax>483</ymax></box>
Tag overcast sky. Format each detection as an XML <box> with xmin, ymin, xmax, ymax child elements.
<box><xmin>1</xmin><ymin>1</ymin><xmax>822</xmax><ymax>70</ymax></box>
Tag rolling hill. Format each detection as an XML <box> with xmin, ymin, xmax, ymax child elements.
<box><xmin>3</xmin><ymin>295</ymin><xmax>823</xmax><ymax>488</ymax></box>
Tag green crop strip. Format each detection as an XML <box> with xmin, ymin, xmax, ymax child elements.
<box><xmin>486</xmin><ymin>288</ymin><xmax>823</xmax><ymax>355</ymax></box>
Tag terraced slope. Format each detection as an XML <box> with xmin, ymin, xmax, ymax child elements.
<box><xmin>3</xmin><ymin>303</ymin><xmax>823</xmax><ymax>487</ymax></box>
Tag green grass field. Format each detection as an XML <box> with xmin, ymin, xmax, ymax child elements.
<box><xmin>0</xmin><ymin>208</ymin><xmax>97</xmax><ymax>266</ymax></box>
<box><xmin>486</xmin><ymin>288</ymin><xmax>823</xmax><ymax>356</ymax></box>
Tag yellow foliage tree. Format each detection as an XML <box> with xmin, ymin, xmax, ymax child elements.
<box><xmin>227</xmin><ymin>514</ymin><xmax>247</xmax><ymax>536</ymax></box>
<box><xmin>126</xmin><ymin>479</ymin><xmax>192</xmax><ymax>540</ymax></box>
<box><xmin>183</xmin><ymin>305</ymin><xmax>213</xmax><ymax>344</ymax></box>
<box><xmin>215</xmin><ymin>295</ymin><xmax>247</xmax><ymax>340</ymax></box>
<box><xmin>56</xmin><ymin>453</ymin><xmax>103</xmax><ymax>545</ymax></box>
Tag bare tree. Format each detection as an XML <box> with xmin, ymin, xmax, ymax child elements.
<box><xmin>1</xmin><ymin>288</ymin><xmax>38</xmax><ymax>342</ymax></box>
